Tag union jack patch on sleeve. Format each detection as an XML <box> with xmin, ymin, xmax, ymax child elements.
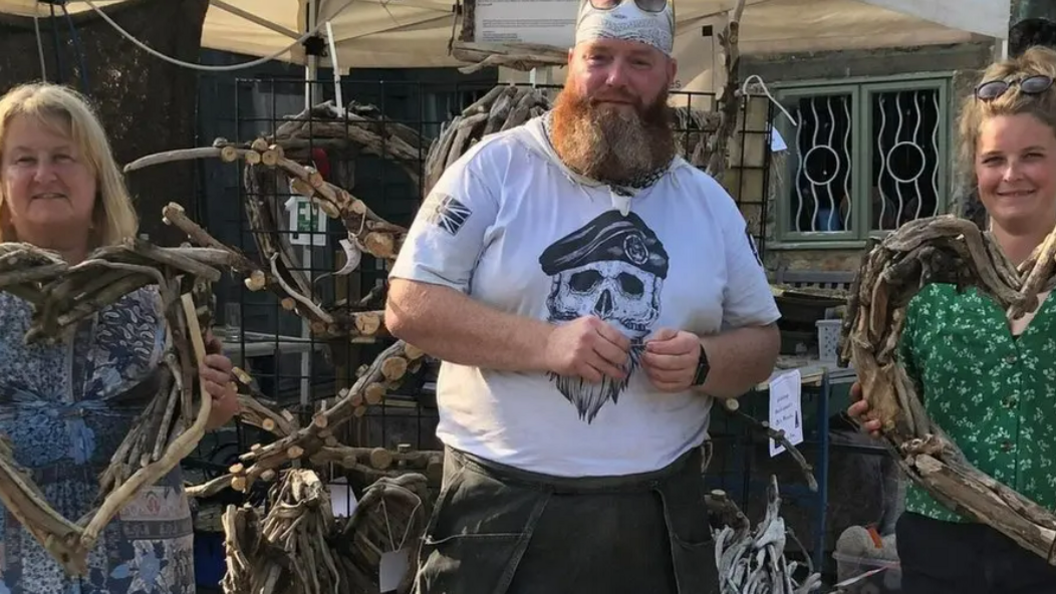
<box><xmin>424</xmin><ymin>192</ymin><xmax>472</xmax><ymax>236</ymax></box>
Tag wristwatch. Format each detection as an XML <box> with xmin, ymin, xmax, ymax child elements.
<box><xmin>691</xmin><ymin>343</ymin><xmax>711</xmax><ymax>387</ymax></box>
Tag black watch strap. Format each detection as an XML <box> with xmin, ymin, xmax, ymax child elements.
<box><xmin>691</xmin><ymin>343</ymin><xmax>710</xmax><ymax>387</ymax></box>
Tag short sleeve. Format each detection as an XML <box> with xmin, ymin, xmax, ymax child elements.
<box><xmin>389</xmin><ymin>151</ymin><xmax>500</xmax><ymax>293</ymax></box>
<box><xmin>718</xmin><ymin>203</ymin><xmax>781</xmax><ymax>329</ymax></box>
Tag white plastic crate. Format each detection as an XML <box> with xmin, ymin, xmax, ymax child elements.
<box><xmin>816</xmin><ymin>319</ymin><xmax>842</xmax><ymax>362</ymax></box>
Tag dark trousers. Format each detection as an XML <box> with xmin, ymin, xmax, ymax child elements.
<box><xmin>897</xmin><ymin>511</ymin><xmax>1056</xmax><ymax>594</ymax></box>
<box><xmin>412</xmin><ymin>446</ymin><xmax>719</xmax><ymax>594</ymax></box>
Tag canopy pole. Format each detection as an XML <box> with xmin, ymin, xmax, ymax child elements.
<box><xmin>300</xmin><ymin>0</ymin><xmax>320</xmax><ymax>410</ymax></box>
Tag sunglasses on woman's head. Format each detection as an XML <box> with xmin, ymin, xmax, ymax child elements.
<box><xmin>587</xmin><ymin>0</ymin><xmax>670</xmax><ymax>13</ymax></box>
<box><xmin>975</xmin><ymin>74</ymin><xmax>1055</xmax><ymax>101</ymax></box>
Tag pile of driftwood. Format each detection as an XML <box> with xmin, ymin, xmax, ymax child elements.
<box><xmin>220</xmin><ymin>468</ymin><xmax>430</xmax><ymax>594</ymax></box>
<box><xmin>839</xmin><ymin>214</ymin><xmax>1056</xmax><ymax>564</ymax></box>
<box><xmin>712</xmin><ymin>477</ymin><xmax>822</xmax><ymax>594</ymax></box>
<box><xmin>0</xmin><ymin>240</ymin><xmax>234</xmax><ymax>574</ymax></box>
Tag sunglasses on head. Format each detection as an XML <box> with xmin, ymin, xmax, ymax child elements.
<box><xmin>975</xmin><ymin>74</ymin><xmax>1055</xmax><ymax>101</ymax></box>
<box><xmin>587</xmin><ymin>0</ymin><xmax>670</xmax><ymax>13</ymax></box>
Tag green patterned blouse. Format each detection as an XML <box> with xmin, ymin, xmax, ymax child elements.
<box><xmin>899</xmin><ymin>283</ymin><xmax>1056</xmax><ymax>523</ymax></box>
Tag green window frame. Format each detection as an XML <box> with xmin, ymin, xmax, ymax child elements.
<box><xmin>770</xmin><ymin>74</ymin><xmax>953</xmax><ymax>249</ymax></box>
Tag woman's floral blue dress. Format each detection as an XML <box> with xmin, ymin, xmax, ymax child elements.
<box><xmin>0</xmin><ymin>287</ymin><xmax>196</xmax><ymax>594</ymax></box>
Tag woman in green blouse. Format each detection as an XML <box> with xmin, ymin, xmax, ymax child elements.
<box><xmin>848</xmin><ymin>46</ymin><xmax>1056</xmax><ymax>594</ymax></box>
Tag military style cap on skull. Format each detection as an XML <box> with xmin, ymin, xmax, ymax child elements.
<box><xmin>574</xmin><ymin>0</ymin><xmax>676</xmax><ymax>56</ymax></box>
<box><xmin>539</xmin><ymin>210</ymin><xmax>669</xmax><ymax>279</ymax></box>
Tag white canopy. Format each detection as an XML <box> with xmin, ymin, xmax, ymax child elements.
<box><xmin>0</xmin><ymin>0</ymin><xmax>1008</xmax><ymax>70</ymax></box>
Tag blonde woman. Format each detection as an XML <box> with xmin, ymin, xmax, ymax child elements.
<box><xmin>849</xmin><ymin>47</ymin><xmax>1056</xmax><ymax>593</ymax></box>
<box><xmin>0</xmin><ymin>82</ymin><xmax>240</xmax><ymax>593</ymax></box>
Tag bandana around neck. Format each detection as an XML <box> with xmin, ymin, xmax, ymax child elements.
<box><xmin>574</xmin><ymin>0</ymin><xmax>675</xmax><ymax>56</ymax></box>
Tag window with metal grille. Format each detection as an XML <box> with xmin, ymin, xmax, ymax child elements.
<box><xmin>771</xmin><ymin>77</ymin><xmax>950</xmax><ymax>246</ymax></box>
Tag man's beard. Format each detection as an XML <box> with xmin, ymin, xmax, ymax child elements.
<box><xmin>550</xmin><ymin>86</ymin><xmax>676</xmax><ymax>185</ymax></box>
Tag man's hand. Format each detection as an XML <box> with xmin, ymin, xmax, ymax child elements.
<box><xmin>544</xmin><ymin>316</ymin><xmax>632</xmax><ymax>383</ymax></box>
<box><xmin>200</xmin><ymin>330</ymin><xmax>241</xmax><ymax>429</ymax></box>
<box><xmin>641</xmin><ymin>328</ymin><xmax>701</xmax><ymax>392</ymax></box>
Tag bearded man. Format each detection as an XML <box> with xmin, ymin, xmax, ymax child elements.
<box><xmin>385</xmin><ymin>0</ymin><xmax>781</xmax><ymax>591</ymax></box>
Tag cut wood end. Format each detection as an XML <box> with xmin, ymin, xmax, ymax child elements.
<box><xmin>355</xmin><ymin>312</ymin><xmax>382</xmax><ymax>336</ymax></box>
<box><xmin>364</xmin><ymin>383</ymin><xmax>386</xmax><ymax>406</ymax></box>
<box><xmin>245</xmin><ymin>271</ymin><xmax>266</xmax><ymax>292</ymax></box>
<box><xmin>260</xmin><ymin>469</ymin><xmax>277</xmax><ymax>482</ymax></box>
<box><xmin>231</xmin><ymin>476</ymin><xmax>247</xmax><ymax>492</ymax></box>
<box><xmin>220</xmin><ymin>146</ymin><xmax>238</xmax><ymax>163</ymax></box>
<box><xmin>381</xmin><ymin>356</ymin><xmax>409</xmax><ymax>381</ymax></box>
<box><xmin>287</xmin><ymin>445</ymin><xmax>305</xmax><ymax>459</ymax></box>
<box><xmin>362</xmin><ymin>232</ymin><xmax>396</xmax><ymax>260</ymax></box>
<box><xmin>370</xmin><ymin>447</ymin><xmax>394</xmax><ymax>469</ymax></box>
<box><xmin>250</xmin><ymin>138</ymin><xmax>269</xmax><ymax>152</ymax></box>
<box><xmin>403</xmin><ymin>344</ymin><xmax>425</xmax><ymax>360</ymax></box>
<box><xmin>261</xmin><ymin>418</ymin><xmax>276</xmax><ymax>432</ymax></box>
<box><xmin>244</xmin><ymin>151</ymin><xmax>261</xmax><ymax>165</ymax></box>
<box><xmin>280</xmin><ymin>297</ymin><xmax>296</xmax><ymax>311</ymax></box>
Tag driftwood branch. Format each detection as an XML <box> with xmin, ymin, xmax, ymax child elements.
<box><xmin>839</xmin><ymin>214</ymin><xmax>1056</xmax><ymax>564</ymax></box>
<box><xmin>212</xmin><ymin>340</ymin><xmax>427</xmax><ymax>495</ymax></box>
<box><xmin>0</xmin><ymin>242</ymin><xmax>221</xmax><ymax>574</ymax></box>
<box><xmin>162</xmin><ymin>201</ymin><xmax>391</xmax><ymax>343</ymax></box>
<box><xmin>704</xmin><ymin>0</ymin><xmax>747</xmax><ymax>179</ymax></box>
<box><xmin>720</xmin><ymin>398</ymin><xmax>818</xmax><ymax>492</ymax></box>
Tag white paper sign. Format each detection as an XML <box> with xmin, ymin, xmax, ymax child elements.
<box><xmin>284</xmin><ymin>195</ymin><xmax>329</xmax><ymax>247</ymax></box>
<box><xmin>768</xmin><ymin>369</ymin><xmax>804</xmax><ymax>457</ymax></box>
<box><xmin>473</xmin><ymin>0</ymin><xmax>579</xmax><ymax>46</ymax></box>
<box><xmin>380</xmin><ymin>548</ymin><xmax>411</xmax><ymax>592</ymax></box>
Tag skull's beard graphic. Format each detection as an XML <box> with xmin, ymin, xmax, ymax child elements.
<box><xmin>544</xmin><ymin>260</ymin><xmax>664</xmax><ymax>423</ymax></box>
<box><xmin>549</xmin><ymin>342</ymin><xmax>647</xmax><ymax>423</ymax></box>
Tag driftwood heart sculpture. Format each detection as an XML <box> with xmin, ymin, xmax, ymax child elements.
<box><xmin>0</xmin><ymin>239</ymin><xmax>242</xmax><ymax>575</ymax></box>
<box><xmin>839</xmin><ymin>214</ymin><xmax>1056</xmax><ymax>564</ymax></box>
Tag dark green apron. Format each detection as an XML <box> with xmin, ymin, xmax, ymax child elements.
<box><xmin>413</xmin><ymin>445</ymin><xmax>719</xmax><ymax>594</ymax></box>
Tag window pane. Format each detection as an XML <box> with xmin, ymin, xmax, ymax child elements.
<box><xmin>789</xmin><ymin>94</ymin><xmax>854</xmax><ymax>233</ymax></box>
<box><xmin>870</xmin><ymin>89</ymin><xmax>941</xmax><ymax>231</ymax></box>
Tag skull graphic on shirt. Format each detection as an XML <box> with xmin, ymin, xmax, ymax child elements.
<box><xmin>546</xmin><ymin>259</ymin><xmax>663</xmax><ymax>339</ymax></box>
<box><xmin>538</xmin><ymin>210</ymin><xmax>669</xmax><ymax>423</ymax></box>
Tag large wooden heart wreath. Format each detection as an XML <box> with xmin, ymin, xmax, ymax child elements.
<box><xmin>838</xmin><ymin>214</ymin><xmax>1056</xmax><ymax>563</ymax></box>
<box><xmin>0</xmin><ymin>239</ymin><xmax>242</xmax><ymax>575</ymax></box>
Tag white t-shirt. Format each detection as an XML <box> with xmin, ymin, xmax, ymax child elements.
<box><xmin>389</xmin><ymin>116</ymin><xmax>780</xmax><ymax>477</ymax></box>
